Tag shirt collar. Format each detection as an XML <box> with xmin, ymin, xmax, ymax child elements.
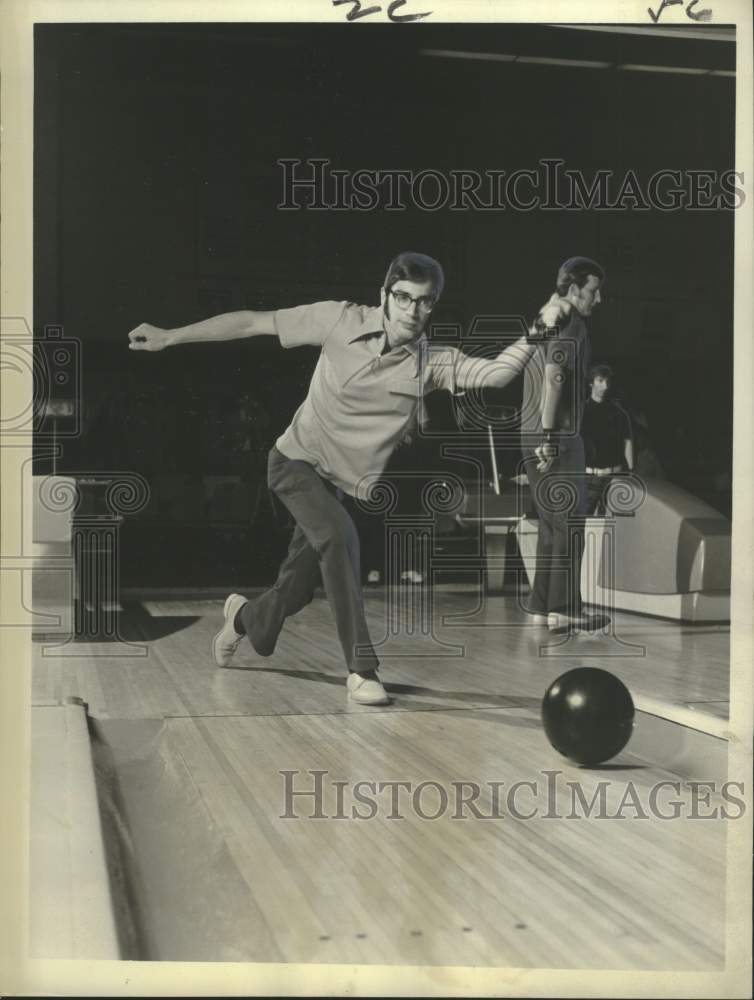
<box><xmin>348</xmin><ymin>306</ymin><xmax>426</xmax><ymax>376</ymax></box>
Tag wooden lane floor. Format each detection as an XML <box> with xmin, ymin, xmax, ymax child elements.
<box><xmin>31</xmin><ymin>590</ymin><xmax>731</xmax><ymax>966</ymax></box>
<box><xmin>88</xmin><ymin>706</ymin><xmax>727</xmax><ymax>967</ymax></box>
<box><xmin>32</xmin><ymin>589</ymin><xmax>731</xmax><ymax>723</ymax></box>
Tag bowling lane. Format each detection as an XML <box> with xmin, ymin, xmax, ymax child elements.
<box><xmin>31</xmin><ymin>589</ymin><xmax>732</xmax><ymax>967</ymax></box>
<box><xmin>32</xmin><ymin>590</ymin><xmax>730</xmax><ymax>725</ymax></box>
<box><xmin>92</xmin><ymin>705</ymin><xmax>727</xmax><ymax>967</ymax></box>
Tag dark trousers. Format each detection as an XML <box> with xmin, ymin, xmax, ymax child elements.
<box><xmin>238</xmin><ymin>447</ymin><xmax>379</xmax><ymax>675</ymax></box>
<box><xmin>586</xmin><ymin>474</ymin><xmax>614</xmax><ymax>515</ymax></box>
<box><xmin>523</xmin><ymin>436</ymin><xmax>588</xmax><ymax>617</ymax></box>
<box><xmin>350</xmin><ymin>442</ymin><xmax>425</xmax><ymax>580</ymax></box>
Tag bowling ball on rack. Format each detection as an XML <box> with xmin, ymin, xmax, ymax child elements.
<box><xmin>541</xmin><ymin>667</ymin><xmax>635</xmax><ymax>766</ymax></box>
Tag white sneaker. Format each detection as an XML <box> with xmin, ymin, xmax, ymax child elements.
<box><xmin>212</xmin><ymin>593</ymin><xmax>247</xmax><ymax>667</ymax></box>
<box><xmin>401</xmin><ymin>569</ymin><xmax>424</xmax><ymax>584</ymax></box>
<box><xmin>347</xmin><ymin>672</ymin><xmax>390</xmax><ymax>706</ymax></box>
<box><xmin>367</xmin><ymin>570</ymin><xmax>381</xmax><ymax>584</ymax></box>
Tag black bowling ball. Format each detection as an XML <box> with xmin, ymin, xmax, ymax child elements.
<box><xmin>541</xmin><ymin>667</ymin><xmax>635</xmax><ymax>766</ymax></box>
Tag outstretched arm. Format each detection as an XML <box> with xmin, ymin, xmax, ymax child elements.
<box><xmin>128</xmin><ymin>310</ymin><xmax>277</xmax><ymax>351</ymax></box>
<box><xmin>452</xmin><ymin>294</ymin><xmax>573</xmax><ymax>392</ymax></box>
<box><xmin>453</xmin><ymin>336</ymin><xmax>538</xmax><ymax>392</ymax></box>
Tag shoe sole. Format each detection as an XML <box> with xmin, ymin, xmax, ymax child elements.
<box><xmin>348</xmin><ymin>693</ymin><xmax>391</xmax><ymax>706</ymax></box>
<box><xmin>212</xmin><ymin>594</ymin><xmax>245</xmax><ymax>667</ymax></box>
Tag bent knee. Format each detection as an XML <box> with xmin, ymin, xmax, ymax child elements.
<box><xmin>316</xmin><ymin>520</ymin><xmax>360</xmax><ymax>560</ymax></box>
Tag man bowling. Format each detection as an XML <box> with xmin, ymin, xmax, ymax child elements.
<box><xmin>128</xmin><ymin>252</ymin><xmax>539</xmax><ymax>703</ymax></box>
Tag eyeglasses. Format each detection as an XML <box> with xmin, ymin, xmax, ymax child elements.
<box><xmin>388</xmin><ymin>288</ymin><xmax>437</xmax><ymax>314</ymax></box>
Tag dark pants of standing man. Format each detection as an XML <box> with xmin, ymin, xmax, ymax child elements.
<box><xmin>585</xmin><ymin>473</ymin><xmax>614</xmax><ymax>516</ymax></box>
<box><xmin>523</xmin><ymin>435</ymin><xmax>588</xmax><ymax>618</ymax></box>
<box><xmin>237</xmin><ymin>446</ymin><xmax>380</xmax><ymax>675</ymax></box>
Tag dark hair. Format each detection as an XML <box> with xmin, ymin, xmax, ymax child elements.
<box><xmin>556</xmin><ymin>256</ymin><xmax>605</xmax><ymax>296</ymax></box>
<box><xmin>384</xmin><ymin>251</ymin><xmax>445</xmax><ymax>298</ymax></box>
<box><xmin>589</xmin><ymin>363</ymin><xmax>613</xmax><ymax>384</ymax></box>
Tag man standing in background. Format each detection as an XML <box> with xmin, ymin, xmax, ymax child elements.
<box><xmin>521</xmin><ymin>256</ymin><xmax>611</xmax><ymax>634</ymax></box>
<box><xmin>581</xmin><ymin>363</ymin><xmax>634</xmax><ymax>515</ymax></box>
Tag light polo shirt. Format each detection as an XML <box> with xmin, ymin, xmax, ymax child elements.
<box><xmin>273</xmin><ymin>300</ymin><xmax>461</xmax><ymax>498</ymax></box>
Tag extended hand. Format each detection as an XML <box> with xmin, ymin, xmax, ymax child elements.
<box><xmin>128</xmin><ymin>323</ymin><xmax>171</xmax><ymax>352</ymax></box>
<box><xmin>529</xmin><ymin>294</ymin><xmax>573</xmax><ymax>341</ymax></box>
<box><xmin>539</xmin><ymin>294</ymin><xmax>572</xmax><ymax>328</ymax></box>
<box><xmin>534</xmin><ymin>437</ymin><xmax>558</xmax><ymax>473</ymax></box>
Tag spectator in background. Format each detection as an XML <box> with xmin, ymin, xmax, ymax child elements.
<box><xmin>580</xmin><ymin>364</ymin><xmax>633</xmax><ymax>515</ymax></box>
